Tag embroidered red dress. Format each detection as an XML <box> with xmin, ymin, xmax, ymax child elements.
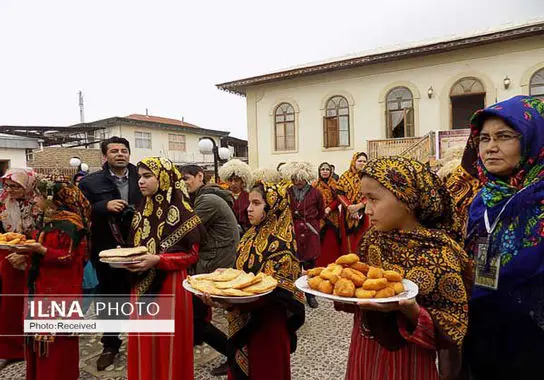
<box><xmin>313</xmin><ymin>177</ymin><xmax>341</xmax><ymax>266</ymax></box>
<box><xmin>233</xmin><ymin>191</ymin><xmax>250</xmax><ymax>232</ymax></box>
<box><xmin>25</xmin><ymin>230</ymin><xmax>86</xmax><ymax>380</ymax></box>
<box><xmin>127</xmin><ymin>246</ymin><xmax>199</xmax><ymax>380</ymax></box>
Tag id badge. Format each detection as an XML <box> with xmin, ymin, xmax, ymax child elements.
<box><xmin>474</xmin><ymin>236</ymin><xmax>500</xmax><ymax>290</ymax></box>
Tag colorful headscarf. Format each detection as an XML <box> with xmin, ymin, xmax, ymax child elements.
<box><xmin>466</xmin><ymin>96</ymin><xmax>544</xmax><ymax>323</ymax></box>
<box><xmin>313</xmin><ymin>162</ymin><xmax>340</xmax><ymax>232</ymax></box>
<box><xmin>336</xmin><ymin>152</ymin><xmax>366</xmax><ymax>233</ymax></box>
<box><xmin>228</xmin><ymin>181</ymin><xmax>305</xmax><ymax>379</ymax></box>
<box><xmin>131</xmin><ymin>157</ymin><xmax>204</xmax><ymax>296</ymax></box>
<box><xmin>360</xmin><ymin>157</ymin><xmax>471</xmax><ymax>348</ymax></box>
<box><xmin>0</xmin><ymin>168</ymin><xmax>40</xmax><ymax>235</ymax></box>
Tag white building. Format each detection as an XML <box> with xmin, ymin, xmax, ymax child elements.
<box><xmin>217</xmin><ymin>20</ymin><xmax>544</xmax><ymax>172</ymax></box>
<box><xmin>0</xmin><ymin>134</ymin><xmax>39</xmax><ymax>176</ymax></box>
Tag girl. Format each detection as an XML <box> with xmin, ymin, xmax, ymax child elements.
<box><xmin>340</xmin><ymin>156</ymin><xmax>471</xmax><ymax>380</ymax></box>
<box><xmin>125</xmin><ymin>157</ymin><xmax>204</xmax><ymax>380</ymax></box>
<box><xmin>23</xmin><ymin>177</ymin><xmax>91</xmax><ymax>380</ymax></box>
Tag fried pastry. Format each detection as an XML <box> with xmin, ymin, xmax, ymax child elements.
<box><xmin>308</xmin><ymin>276</ymin><xmax>324</xmax><ymax>290</ymax></box>
<box><xmin>350</xmin><ymin>262</ymin><xmax>370</xmax><ymax>274</ymax></box>
<box><xmin>375</xmin><ymin>287</ymin><xmax>395</xmax><ymax>299</ymax></box>
<box><xmin>341</xmin><ymin>268</ymin><xmax>366</xmax><ymax>287</ymax></box>
<box><xmin>383</xmin><ymin>270</ymin><xmax>402</xmax><ymax>282</ymax></box>
<box><xmin>317</xmin><ymin>280</ymin><xmax>334</xmax><ymax>294</ymax></box>
<box><xmin>215</xmin><ymin>273</ymin><xmax>257</xmax><ymax>289</ymax></box>
<box><xmin>367</xmin><ymin>267</ymin><xmax>384</xmax><ymax>279</ymax></box>
<box><xmin>307</xmin><ymin>267</ymin><xmax>325</xmax><ymax>278</ymax></box>
<box><xmin>320</xmin><ymin>270</ymin><xmax>340</xmax><ymax>284</ymax></box>
<box><xmin>335</xmin><ymin>253</ymin><xmax>359</xmax><ymax>266</ymax></box>
<box><xmin>355</xmin><ymin>288</ymin><xmax>376</xmax><ymax>299</ymax></box>
<box><xmin>222</xmin><ymin>288</ymin><xmax>253</xmax><ymax>296</ymax></box>
<box><xmin>362</xmin><ymin>278</ymin><xmax>388</xmax><ymax>290</ymax></box>
<box><xmin>326</xmin><ymin>264</ymin><xmax>344</xmax><ymax>276</ymax></box>
<box><xmin>199</xmin><ymin>268</ymin><xmax>243</xmax><ymax>282</ymax></box>
<box><xmin>386</xmin><ymin>281</ymin><xmax>405</xmax><ymax>295</ymax></box>
<box><xmin>333</xmin><ymin>278</ymin><xmax>356</xmax><ymax>298</ymax></box>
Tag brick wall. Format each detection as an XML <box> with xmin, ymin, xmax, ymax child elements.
<box><xmin>28</xmin><ymin>148</ymin><xmax>103</xmax><ymax>171</ymax></box>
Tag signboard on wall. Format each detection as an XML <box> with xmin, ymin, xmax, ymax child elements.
<box><xmin>437</xmin><ymin>129</ymin><xmax>470</xmax><ymax>159</ymax></box>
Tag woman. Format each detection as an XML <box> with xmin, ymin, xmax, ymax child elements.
<box><xmin>219</xmin><ymin>159</ymin><xmax>254</xmax><ymax>233</ymax></box>
<box><xmin>22</xmin><ymin>176</ymin><xmax>91</xmax><ymax>380</ymax></box>
<box><xmin>313</xmin><ymin>162</ymin><xmax>341</xmax><ymax>266</ymax></box>
<box><xmin>221</xmin><ymin>181</ymin><xmax>305</xmax><ymax>379</ymax></box>
<box><xmin>283</xmin><ymin>161</ymin><xmax>324</xmax><ymax>308</ymax></box>
<box><xmin>0</xmin><ymin>168</ymin><xmax>40</xmax><ymax>369</ymax></box>
<box><xmin>336</xmin><ymin>152</ymin><xmax>369</xmax><ymax>254</ymax></box>
<box><xmin>340</xmin><ymin>156</ymin><xmax>470</xmax><ymax>380</ymax></box>
<box><xmin>125</xmin><ymin>157</ymin><xmax>204</xmax><ymax>380</ymax></box>
<box><xmin>463</xmin><ymin>96</ymin><xmax>544</xmax><ymax>379</ymax></box>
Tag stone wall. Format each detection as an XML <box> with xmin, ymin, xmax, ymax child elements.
<box><xmin>28</xmin><ymin>147</ymin><xmax>103</xmax><ymax>171</ymax></box>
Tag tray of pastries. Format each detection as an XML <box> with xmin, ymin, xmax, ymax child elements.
<box><xmin>295</xmin><ymin>254</ymin><xmax>418</xmax><ymax>304</ymax></box>
<box><xmin>0</xmin><ymin>233</ymin><xmax>36</xmax><ymax>249</ymax></box>
<box><xmin>183</xmin><ymin>268</ymin><xmax>278</xmax><ymax>304</ymax></box>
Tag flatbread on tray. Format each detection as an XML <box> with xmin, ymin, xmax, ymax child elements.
<box><xmin>197</xmin><ymin>268</ymin><xmax>243</xmax><ymax>282</ymax></box>
<box><xmin>99</xmin><ymin>247</ymin><xmax>148</xmax><ymax>258</ymax></box>
<box><xmin>242</xmin><ymin>274</ymin><xmax>278</xmax><ymax>294</ymax></box>
<box><xmin>215</xmin><ymin>272</ymin><xmax>258</xmax><ymax>289</ymax></box>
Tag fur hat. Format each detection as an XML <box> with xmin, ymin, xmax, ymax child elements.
<box><xmin>281</xmin><ymin>161</ymin><xmax>316</xmax><ymax>183</ymax></box>
<box><xmin>218</xmin><ymin>159</ymin><xmax>253</xmax><ymax>190</ymax></box>
<box><xmin>436</xmin><ymin>145</ymin><xmax>464</xmax><ymax>179</ymax></box>
<box><xmin>252</xmin><ymin>167</ymin><xmax>282</xmax><ymax>184</ymax></box>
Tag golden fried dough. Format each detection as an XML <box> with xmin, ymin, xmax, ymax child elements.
<box><xmin>320</xmin><ymin>270</ymin><xmax>340</xmax><ymax>284</ymax></box>
<box><xmin>384</xmin><ymin>270</ymin><xmax>402</xmax><ymax>282</ymax></box>
<box><xmin>350</xmin><ymin>262</ymin><xmax>370</xmax><ymax>274</ymax></box>
<box><xmin>362</xmin><ymin>278</ymin><xmax>388</xmax><ymax>290</ymax></box>
<box><xmin>355</xmin><ymin>288</ymin><xmax>376</xmax><ymax>299</ymax></box>
<box><xmin>317</xmin><ymin>280</ymin><xmax>334</xmax><ymax>294</ymax></box>
<box><xmin>307</xmin><ymin>267</ymin><xmax>325</xmax><ymax>278</ymax></box>
<box><xmin>326</xmin><ymin>264</ymin><xmax>344</xmax><ymax>276</ymax></box>
<box><xmin>199</xmin><ymin>268</ymin><xmax>243</xmax><ymax>282</ymax></box>
<box><xmin>333</xmin><ymin>278</ymin><xmax>356</xmax><ymax>297</ymax></box>
<box><xmin>341</xmin><ymin>268</ymin><xmax>366</xmax><ymax>287</ymax></box>
<box><xmin>367</xmin><ymin>267</ymin><xmax>384</xmax><ymax>279</ymax></box>
<box><xmin>335</xmin><ymin>253</ymin><xmax>359</xmax><ymax>266</ymax></box>
<box><xmin>375</xmin><ymin>287</ymin><xmax>395</xmax><ymax>299</ymax></box>
<box><xmin>386</xmin><ymin>281</ymin><xmax>405</xmax><ymax>295</ymax></box>
<box><xmin>222</xmin><ymin>288</ymin><xmax>253</xmax><ymax>296</ymax></box>
<box><xmin>308</xmin><ymin>276</ymin><xmax>325</xmax><ymax>290</ymax></box>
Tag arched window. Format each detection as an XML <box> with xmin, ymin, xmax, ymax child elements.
<box><xmin>274</xmin><ymin>103</ymin><xmax>296</xmax><ymax>151</ymax></box>
<box><xmin>530</xmin><ymin>68</ymin><xmax>544</xmax><ymax>99</ymax></box>
<box><xmin>450</xmin><ymin>77</ymin><xmax>485</xmax><ymax>130</ymax></box>
<box><xmin>323</xmin><ymin>96</ymin><xmax>350</xmax><ymax>148</ymax></box>
<box><xmin>386</xmin><ymin>87</ymin><xmax>414</xmax><ymax>138</ymax></box>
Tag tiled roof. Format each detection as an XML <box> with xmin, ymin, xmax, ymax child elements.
<box><xmin>216</xmin><ymin>20</ymin><xmax>544</xmax><ymax>96</ymax></box>
<box><xmin>125</xmin><ymin>114</ymin><xmax>199</xmax><ymax>128</ymax></box>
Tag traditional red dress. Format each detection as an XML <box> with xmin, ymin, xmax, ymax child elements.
<box><xmin>346</xmin><ymin>309</ymin><xmax>439</xmax><ymax>380</ymax></box>
<box><xmin>313</xmin><ymin>177</ymin><xmax>341</xmax><ymax>266</ymax></box>
<box><xmin>127</xmin><ymin>247</ymin><xmax>198</xmax><ymax>380</ymax></box>
<box><xmin>25</xmin><ymin>230</ymin><xmax>86</xmax><ymax>380</ymax></box>
<box><xmin>288</xmin><ymin>186</ymin><xmax>325</xmax><ymax>264</ymax></box>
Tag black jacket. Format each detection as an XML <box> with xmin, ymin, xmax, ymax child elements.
<box><xmin>79</xmin><ymin>162</ymin><xmax>142</xmax><ymax>261</ymax></box>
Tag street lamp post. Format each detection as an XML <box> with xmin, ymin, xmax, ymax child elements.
<box><xmin>198</xmin><ymin>137</ymin><xmax>232</xmax><ymax>182</ymax></box>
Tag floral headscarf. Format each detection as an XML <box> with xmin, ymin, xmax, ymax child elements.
<box><xmin>313</xmin><ymin>162</ymin><xmax>340</xmax><ymax>232</ymax></box>
<box><xmin>0</xmin><ymin>168</ymin><xmax>40</xmax><ymax>235</ymax></box>
<box><xmin>228</xmin><ymin>181</ymin><xmax>305</xmax><ymax>379</ymax></box>
<box><xmin>131</xmin><ymin>157</ymin><xmax>204</xmax><ymax>296</ymax></box>
<box><xmin>466</xmin><ymin>96</ymin><xmax>544</xmax><ymax>324</ymax></box>
<box><xmin>360</xmin><ymin>157</ymin><xmax>470</xmax><ymax>348</ymax></box>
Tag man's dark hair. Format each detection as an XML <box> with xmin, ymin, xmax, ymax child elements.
<box><xmin>179</xmin><ymin>164</ymin><xmax>205</xmax><ymax>177</ymax></box>
<box><xmin>100</xmin><ymin>136</ymin><xmax>131</xmax><ymax>155</ymax></box>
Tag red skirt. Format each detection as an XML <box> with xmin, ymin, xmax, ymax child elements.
<box><xmin>26</xmin><ymin>336</ymin><xmax>79</xmax><ymax>380</ymax></box>
<box><xmin>316</xmin><ymin>227</ymin><xmax>341</xmax><ymax>267</ymax></box>
<box><xmin>340</xmin><ymin>215</ymin><xmax>369</xmax><ymax>255</ymax></box>
<box><xmin>0</xmin><ymin>251</ymin><xmax>25</xmax><ymax>360</ymax></box>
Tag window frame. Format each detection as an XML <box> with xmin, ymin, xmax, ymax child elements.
<box><xmin>323</xmin><ymin>96</ymin><xmax>350</xmax><ymax>148</ymax></box>
<box><xmin>274</xmin><ymin>102</ymin><xmax>296</xmax><ymax>152</ymax></box>
<box><xmin>134</xmin><ymin>131</ymin><xmax>152</xmax><ymax>149</ymax></box>
<box><xmin>168</xmin><ymin>133</ymin><xmax>186</xmax><ymax>152</ymax></box>
<box><xmin>385</xmin><ymin>87</ymin><xmax>414</xmax><ymax>138</ymax></box>
<box><xmin>530</xmin><ymin>68</ymin><xmax>544</xmax><ymax>99</ymax></box>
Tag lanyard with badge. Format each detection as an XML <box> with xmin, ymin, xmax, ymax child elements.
<box><xmin>475</xmin><ymin>187</ymin><xmax>527</xmax><ymax>290</ymax></box>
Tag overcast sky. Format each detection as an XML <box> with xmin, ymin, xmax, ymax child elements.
<box><xmin>1</xmin><ymin>0</ymin><xmax>543</xmax><ymax>139</ymax></box>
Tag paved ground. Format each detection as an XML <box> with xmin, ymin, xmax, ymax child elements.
<box><xmin>0</xmin><ymin>299</ymin><xmax>353</xmax><ymax>379</ymax></box>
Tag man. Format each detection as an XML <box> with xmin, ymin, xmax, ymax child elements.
<box><xmin>79</xmin><ymin>136</ymin><xmax>142</xmax><ymax>371</ymax></box>
<box><xmin>180</xmin><ymin>164</ymin><xmax>240</xmax><ymax>376</ymax></box>
<box><xmin>330</xmin><ymin>164</ymin><xmax>340</xmax><ymax>181</ymax></box>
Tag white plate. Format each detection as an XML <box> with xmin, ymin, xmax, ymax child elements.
<box><xmin>99</xmin><ymin>258</ymin><xmax>142</xmax><ymax>268</ymax></box>
<box><xmin>295</xmin><ymin>275</ymin><xmax>418</xmax><ymax>304</ymax></box>
<box><xmin>182</xmin><ymin>274</ymin><xmax>275</xmax><ymax>304</ymax></box>
<box><xmin>0</xmin><ymin>244</ymin><xmax>34</xmax><ymax>250</ymax></box>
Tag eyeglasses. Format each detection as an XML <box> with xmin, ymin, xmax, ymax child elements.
<box><xmin>3</xmin><ymin>183</ymin><xmax>23</xmax><ymax>190</ymax></box>
<box><xmin>477</xmin><ymin>132</ymin><xmax>521</xmax><ymax>146</ymax></box>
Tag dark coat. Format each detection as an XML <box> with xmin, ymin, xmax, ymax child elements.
<box><xmin>288</xmin><ymin>186</ymin><xmax>325</xmax><ymax>262</ymax></box>
<box><xmin>79</xmin><ymin>162</ymin><xmax>142</xmax><ymax>261</ymax></box>
<box><xmin>191</xmin><ymin>185</ymin><xmax>239</xmax><ymax>274</ymax></box>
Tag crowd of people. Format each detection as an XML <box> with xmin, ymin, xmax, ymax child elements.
<box><xmin>0</xmin><ymin>94</ymin><xmax>542</xmax><ymax>380</ymax></box>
